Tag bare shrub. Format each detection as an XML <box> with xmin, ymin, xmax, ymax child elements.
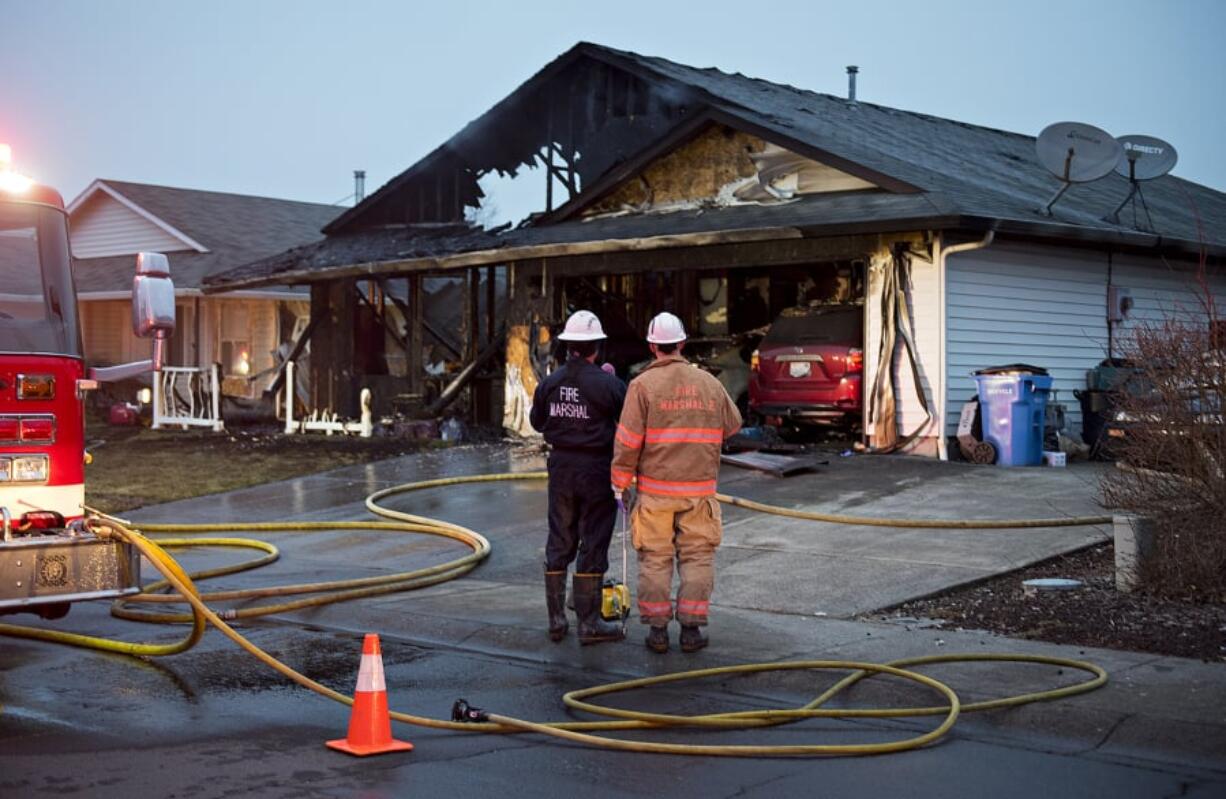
<box><xmin>1101</xmin><ymin>284</ymin><xmax>1225</xmax><ymax>601</ymax></box>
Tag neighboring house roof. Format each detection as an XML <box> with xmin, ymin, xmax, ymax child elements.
<box><xmin>206</xmin><ymin>42</ymin><xmax>1226</xmax><ymax>291</ymax></box>
<box><xmin>69</xmin><ymin>179</ymin><xmax>342</xmax><ymax>295</ymax></box>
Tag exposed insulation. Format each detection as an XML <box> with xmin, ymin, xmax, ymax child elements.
<box><xmin>504</xmin><ymin>324</ymin><xmax>540</xmax><ymax>397</ymax></box>
<box><xmin>502</xmin><ymin>322</ymin><xmax>545</xmax><ymax>437</ymax></box>
<box><xmin>586</xmin><ymin>125</ymin><xmax>765</xmax><ymax>215</ymax></box>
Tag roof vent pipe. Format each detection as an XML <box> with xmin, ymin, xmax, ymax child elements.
<box><xmin>846</xmin><ymin>66</ymin><xmax>859</xmax><ymax>103</ymax></box>
<box><xmin>354</xmin><ymin>170</ymin><xmax>366</xmax><ymax>203</ymax></box>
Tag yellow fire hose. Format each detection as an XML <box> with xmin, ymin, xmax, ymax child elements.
<box><xmin>0</xmin><ymin>471</ymin><xmax>1109</xmax><ymax>757</ymax></box>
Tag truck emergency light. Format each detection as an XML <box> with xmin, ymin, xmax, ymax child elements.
<box><xmin>0</xmin><ymin>143</ymin><xmax>34</xmax><ymax>194</ymax></box>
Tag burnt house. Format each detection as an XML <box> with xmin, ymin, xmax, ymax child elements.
<box><xmin>205</xmin><ymin>42</ymin><xmax>1226</xmax><ymax>456</ymax></box>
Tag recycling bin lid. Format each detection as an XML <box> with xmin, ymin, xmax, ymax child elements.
<box><xmin>974</xmin><ymin>363</ymin><xmax>1049</xmax><ymax>376</ymax></box>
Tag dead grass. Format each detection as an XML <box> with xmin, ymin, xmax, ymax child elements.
<box><xmin>84</xmin><ymin>424</ymin><xmax>440</xmax><ymax>514</ymax></box>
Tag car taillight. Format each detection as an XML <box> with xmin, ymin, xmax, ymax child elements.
<box><xmin>0</xmin><ymin>417</ymin><xmax>17</xmax><ymax>442</ymax></box>
<box><xmin>750</xmin><ymin>350</ymin><xmax>760</xmax><ymax>372</ymax></box>
<box><xmin>19</xmin><ymin>416</ymin><xmax>55</xmax><ymax>442</ymax></box>
<box><xmin>17</xmin><ymin>374</ymin><xmax>55</xmax><ymax>400</ymax></box>
<box><xmin>847</xmin><ymin>348</ymin><xmax>863</xmax><ymax>374</ymax></box>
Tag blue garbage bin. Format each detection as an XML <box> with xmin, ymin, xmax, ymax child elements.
<box><xmin>974</xmin><ymin>371</ymin><xmax>1053</xmax><ymax>466</ymax></box>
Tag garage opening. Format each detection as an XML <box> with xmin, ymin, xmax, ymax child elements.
<box><xmin>555</xmin><ymin>259</ymin><xmax>866</xmax><ymax>432</ymax></box>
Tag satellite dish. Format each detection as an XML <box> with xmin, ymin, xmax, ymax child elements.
<box><xmin>1035</xmin><ymin>122</ymin><xmax>1122</xmax><ymax>216</ymax></box>
<box><xmin>1107</xmin><ymin>135</ymin><xmax>1178</xmax><ymax>226</ymax></box>
<box><xmin>1036</xmin><ymin>122</ymin><xmax>1122</xmax><ymax>182</ymax></box>
<box><xmin>1114</xmin><ymin>135</ymin><xmax>1178</xmax><ymax>180</ymax></box>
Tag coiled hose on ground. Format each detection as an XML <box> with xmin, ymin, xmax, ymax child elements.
<box><xmin>0</xmin><ymin>471</ymin><xmax>1110</xmax><ymax>757</ymax></box>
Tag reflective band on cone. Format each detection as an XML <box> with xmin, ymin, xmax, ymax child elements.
<box><xmin>356</xmin><ymin>653</ymin><xmax>386</xmax><ymax>693</ymax></box>
<box><xmin>326</xmin><ymin>633</ymin><xmax>414</xmax><ymax>757</ymax></box>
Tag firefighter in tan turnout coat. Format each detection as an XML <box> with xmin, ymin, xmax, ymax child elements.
<box><xmin>611</xmin><ymin>312</ymin><xmax>742</xmax><ymax>653</ymax></box>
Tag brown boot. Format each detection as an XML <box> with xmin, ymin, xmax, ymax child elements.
<box><xmin>645</xmin><ymin>625</ymin><xmax>669</xmax><ymax>654</ymax></box>
<box><xmin>680</xmin><ymin>624</ymin><xmax>708</xmax><ymax>653</ymax></box>
<box><xmin>574</xmin><ymin>574</ymin><xmax>625</xmax><ymax>645</ymax></box>
<box><xmin>545</xmin><ymin>568</ymin><xmax>568</xmax><ymax>642</ymax></box>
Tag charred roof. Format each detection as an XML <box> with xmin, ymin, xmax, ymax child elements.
<box><xmin>207</xmin><ymin>42</ymin><xmax>1226</xmax><ymax>290</ymax></box>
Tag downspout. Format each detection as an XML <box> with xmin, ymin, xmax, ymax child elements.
<box><xmin>936</xmin><ymin>230</ymin><xmax>995</xmax><ymax>461</ymax></box>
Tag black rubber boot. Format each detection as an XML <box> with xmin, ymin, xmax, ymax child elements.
<box><xmin>680</xmin><ymin>624</ymin><xmax>708</xmax><ymax>653</ymax></box>
<box><xmin>545</xmin><ymin>569</ymin><xmax>568</xmax><ymax>642</ymax></box>
<box><xmin>574</xmin><ymin>574</ymin><xmax>625</xmax><ymax>646</ymax></box>
<box><xmin>645</xmin><ymin>625</ymin><xmax>669</xmax><ymax>654</ymax></box>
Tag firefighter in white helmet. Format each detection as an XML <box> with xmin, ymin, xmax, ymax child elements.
<box><xmin>530</xmin><ymin>310</ymin><xmax>627</xmax><ymax>645</ymax></box>
<box><xmin>611</xmin><ymin>312</ymin><xmax>742</xmax><ymax>653</ymax></box>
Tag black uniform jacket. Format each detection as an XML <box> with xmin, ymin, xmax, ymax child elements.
<box><xmin>530</xmin><ymin>357</ymin><xmax>626</xmax><ymax>453</ymax></box>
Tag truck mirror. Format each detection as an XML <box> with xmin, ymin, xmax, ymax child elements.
<box><xmin>132</xmin><ymin>252</ymin><xmax>176</xmax><ymax>371</ymax></box>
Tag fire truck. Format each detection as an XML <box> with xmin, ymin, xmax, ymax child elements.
<box><xmin>0</xmin><ymin>146</ymin><xmax>175</xmax><ymax>619</ymax></box>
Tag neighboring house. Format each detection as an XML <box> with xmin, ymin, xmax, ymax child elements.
<box><xmin>205</xmin><ymin>43</ymin><xmax>1225</xmax><ymax>456</ymax></box>
<box><xmin>68</xmin><ymin>180</ymin><xmax>340</xmax><ymax>397</ymax></box>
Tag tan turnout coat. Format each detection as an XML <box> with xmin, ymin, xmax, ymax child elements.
<box><xmin>611</xmin><ymin>355</ymin><xmax>742</xmax><ymax>497</ymax></box>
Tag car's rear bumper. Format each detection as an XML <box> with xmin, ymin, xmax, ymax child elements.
<box><xmin>749</xmin><ymin>376</ymin><xmax>862</xmax><ymax>421</ymax></box>
<box><xmin>751</xmin><ymin>403</ymin><xmax>858</xmax><ymax>421</ymax></box>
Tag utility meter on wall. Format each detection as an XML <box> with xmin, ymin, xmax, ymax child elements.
<box><xmin>1107</xmin><ymin>286</ymin><xmax>1133</xmax><ymax>322</ymax></box>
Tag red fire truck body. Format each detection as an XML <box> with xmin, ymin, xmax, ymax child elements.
<box><xmin>1</xmin><ymin>154</ymin><xmax>172</xmax><ymax>618</ymax></box>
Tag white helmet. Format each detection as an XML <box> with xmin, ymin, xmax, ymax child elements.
<box><xmin>646</xmin><ymin>312</ymin><xmax>687</xmax><ymax>344</ymax></box>
<box><xmin>557</xmin><ymin>310</ymin><xmax>607</xmax><ymax>341</ymax></box>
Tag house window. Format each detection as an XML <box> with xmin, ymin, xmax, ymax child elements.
<box><xmin>220</xmin><ymin>303</ymin><xmax>251</xmax><ymax>377</ymax></box>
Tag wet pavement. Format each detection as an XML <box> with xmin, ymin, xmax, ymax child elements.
<box><xmin>2</xmin><ymin>444</ymin><xmax>1224</xmax><ymax>798</ymax></box>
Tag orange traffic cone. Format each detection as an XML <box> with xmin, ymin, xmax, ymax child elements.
<box><xmin>326</xmin><ymin>633</ymin><xmax>414</xmax><ymax>757</ymax></box>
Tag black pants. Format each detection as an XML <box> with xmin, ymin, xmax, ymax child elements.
<box><xmin>546</xmin><ymin>450</ymin><xmax>617</xmax><ymax>574</ymax></box>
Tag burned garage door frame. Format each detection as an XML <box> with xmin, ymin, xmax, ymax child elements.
<box><xmin>500</xmin><ymin>234</ymin><xmax>879</xmax><ymax>437</ymax></box>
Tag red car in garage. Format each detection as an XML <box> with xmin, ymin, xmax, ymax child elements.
<box><xmin>748</xmin><ymin>304</ymin><xmax>863</xmax><ymax>427</ymax></box>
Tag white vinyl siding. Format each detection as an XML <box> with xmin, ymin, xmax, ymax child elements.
<box><xmin>1111</xmin><ymin>253</ymin><xmax>1226</xmax><ymax>332</ymax></box>
<box><xmin>70</xmin><ymin>193</ymin><xmax>187</xmax><ymax>258</ymax></box>
<box><xmin>944</xmin><ymin>243</ymin><xmax>1225</xmax><ymax>441</ymax></box>
<box><xmin>945</xmin><ymin>245</ymin><xmax>1108</xmax><ymax>437</ymax></box>
<box><xmin>82</xmin><ymin>299</ymin><xmax>141</xmax><ymax>365</ymax></box>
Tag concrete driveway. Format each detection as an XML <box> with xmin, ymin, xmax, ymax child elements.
<box><xmin>4</xmin><ymin>444</ymin><xmax>1223</xmax><ymax>798</ymax></box>
<box><xmin>713</xmin><ymin>453</ymin><xmax>1112</xmax><ymax>616</ymax></box>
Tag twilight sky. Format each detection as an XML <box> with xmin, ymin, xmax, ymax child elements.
<box><xmin>2</xmin><ymin>0</ymin><xmax>1223</xmax><ymax>220</ymax></box>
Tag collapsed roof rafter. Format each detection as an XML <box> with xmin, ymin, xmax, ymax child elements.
<box><xmin>323</xmin><ymin>42</ymin><xmax>842</xmax><ymax>235</ymax></box>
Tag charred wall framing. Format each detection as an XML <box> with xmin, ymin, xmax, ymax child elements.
<box><xmin>326</xmin><ymin>55</ymin><xmax>699</xmax><ymax>233</ymax></box>
<box><xmin>307</xmin><ymin>266</ymin><xmax>506</xmax><ymax>419</ymax></box>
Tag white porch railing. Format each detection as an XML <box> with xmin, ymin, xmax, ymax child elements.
<box><xmin>281</xmin><ymin>360</ymin><xmax>372</xmax><ymax>437</ymax></box>
<box><xmin>152</xmin><ymin>364</ymin><xmax>224</xmax><ymax>432</ymax></box>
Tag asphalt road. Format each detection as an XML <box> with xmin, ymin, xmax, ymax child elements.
<box><xmin>2</xmin><ymin>445</ymin><xmax>1223</xmax><ymax>798</ymax></box>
